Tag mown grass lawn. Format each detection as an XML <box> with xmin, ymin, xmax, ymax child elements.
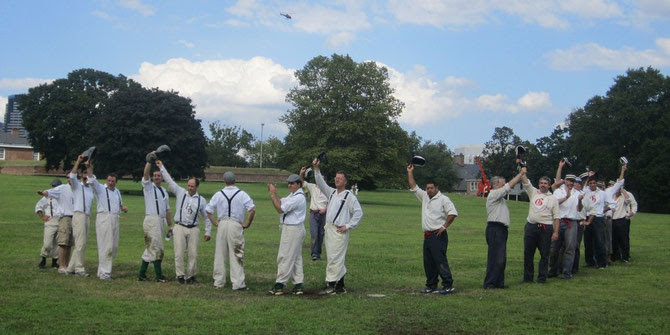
<box><xmin>0</xmin><ymin>174</ymin><xmax>668</xmax><ymax>334</ymax></box>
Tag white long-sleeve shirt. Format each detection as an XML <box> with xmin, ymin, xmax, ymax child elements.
<box><xmin>89</xmin><ymin>175</ymin><xmax>124</xmax><ymax>214</ymax></box>
<box><xmin>69</xmin><ymin>172</ymin><xmax>94</xmax><ymax>216</ymax></box>
<box><xmin>314</xmin><ymin>169</ymin><xmax>363</xmax><ymax>230</ymax></box>
<box><xmin>142</xmin><ymin>178</ymin><xmax>169</xmax><ymax>218</ymax></box>
<box><xmin>45</xmin><ymin>184</ymin><xmax>74</xmax><ymax>216</ymax></box>
<box><xmin>205</xmin><ymin>185</ymin><xmax>255</xmax><ymax>223</ymax></box>
<box><xmin>303</xmin><ymin>181</ymin><xmax>328</xmax><ymax>211</ymax></box>
<box><xmin>160</xmin><ymin>165</ymin><xmax>212</xmax><ymax>236</ymax></box>
<box><xmin>278</xmin><ymin>189</ymin><xmax>307</xmax><ymax>225</ymax></box>
<box><xmin>553</xmin><ymin>185</ymin><xmax>581</xmax><ymax>220</ymax></box>
<box><xmin>35</xmin><ymin>196</ymin><xmax>62</xmax><ymax>218</ymax></box>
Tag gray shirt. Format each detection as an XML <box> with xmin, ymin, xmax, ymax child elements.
<box><xmin>486</xmin><ymin>184</ymin><xmax>511</xmax><ymax>226</ymax></box>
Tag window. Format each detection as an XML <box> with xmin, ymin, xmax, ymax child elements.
<box><xmin>33</xmin><ymin>151</ymin><xmax>40</xmax><ymax>161</ymax></box>
<box><xmin>0</xmin><ymin>148</ymin><xmax>5</xmax><ymax>160</ymax></box>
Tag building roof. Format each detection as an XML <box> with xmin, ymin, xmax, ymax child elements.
<box><xmin>0</xmin><ymin>132</ymin><xmax>31</xmax><ymax>147</ymax></box>
<box><xmin>452</xmin><ymin>163</ymin><xmax>480</xmax><ymax>191</ymax></box>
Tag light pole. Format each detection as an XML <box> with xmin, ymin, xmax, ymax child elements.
<box><xmin>260</xmin><ymin>123</ymin><xmax>264</xmax><ymax>169</ymax></box>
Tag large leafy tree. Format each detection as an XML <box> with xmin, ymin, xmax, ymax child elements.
<box><xmin>411</xmin><ymin>140</ymin><xmax>458</xmax><ymax>191</ymax></box>
<box><xmin>247</xmin><ymin>136</ymin><xmax>284</xmax><ymax>169</ymax></box>
<box><xmin>482</xmin><ymin>126</ymin><xmax>543</xmax><ymax>182</ymax></box>
<box><xmin>280</xmin><ymin>54</ymin><xmax>412</xmax><ymax>189</ymax></box>
<box><xmin>567</xmin><ymin>67</ymin><xmax>670</xmax><ymax>212</ymax></box>
<box><xmin>206</xmin><ymin>122</ymin><xmax>255</xmax><ymax>167</ymax></box>
<box><xmin>19</xmin><ymin>68</ymin><xmax>207</xmax><ymax>179</ymax></box>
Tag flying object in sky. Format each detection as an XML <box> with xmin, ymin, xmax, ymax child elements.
<box><xmin>280</xmin><ymin>13</ymin><xmax>292</xmax><ymax>19</ymax></box>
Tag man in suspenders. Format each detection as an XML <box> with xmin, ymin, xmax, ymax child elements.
<box><xmin>67</xmin><ymin>155</ymin><xmax>95</xmax><ymax>276</ymax></box>
<box><xmin>206</xmin><ymin>171</ymin><xmax>256</xmax><ymax>290</ymax></box>
<box><xmin>156</xmin><ymin>160</ymin><xmax>211</xmax><ymax>284</ymax></box>
<box><xmin>268</xmin><ymin>174</ymin><xmax>307</xmax><ymax>295</ymax></box>
<box><xmin>138</xmin><ymin>155</ymin><xmax>172</xmax><ymax>282</ymax></box>
<box><xmin>312</xmin><ymin>158</ymin><xmax>363</xmax><ymax>295</ymax></box>
<box><xmin>87</xmin><ymin>162</ymin><xmax>128</xmax><ymax>280</ymax></box>
<box><xmin>38</xmin><ymin>176</ymin><xmax>74</xmax><ymax>274</ymax></box>
<box><xmin>35</xmin><ymin>179</ymin><xmax>63</xmax><ymax>269</ymax></box>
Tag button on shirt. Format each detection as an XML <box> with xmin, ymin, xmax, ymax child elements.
<box><xmin>205</xmin><ymin>186</ymin><xmax>255</xmax><ymax>223</ymax></box>
<box><xmin>411</xmin><ymin>185</ymin><xmax>459</xmax><ymax>232</ymax></box>
<box><xmin>35</xmin><ymin>196</ymin><xmax>63</xmax><ymax>218</ymax></box>
<box><xmin>522</xmin><ymin>181</ymin><xmax>559</xmax><ymax>225</ymax></box>
<box><xmin>303</xmin><ymin>181</ymin><xmax>327</xmax><ymax>211</ymax></box>
<box><xmin>160</xmin><ymin>166</ymin><xmax>212</xmax><ymax>236</ymax></box>
<box><xmin>88</xmin><ymin>175</ymin><xmax>124</xmax><ymax>214</ymax></box>
<box><xmin>486</xmin><ymin>184</ymin><xmax>511</xmax><ymax>226</ymax></box>
<box><xmin>315</xmin><ymin>171</ymin><xmax>363</xmax><ymax>230</ymax></box>
<box><xmin>279</xmin><ymin>189</ymin><xmax>307</xmax><ymax>225</ymax></box>
<box><xmin>69</xmin><ymin>173</ymin><xmax>94</xmax><ymax>216</ymax></box>
<box><xmin>553</xmin><ymin>185</ymin><xmax>581</xmax><ymax>220</ymax></box>
<box><xmin>45</xmin><ymin>184</ymin><xmax>74</xmax><ymax>216</ymax></box>
<box><xmin>142</xmin><ymin>178</ymin><xmax>169</xmax><ymax>218</ymax></box>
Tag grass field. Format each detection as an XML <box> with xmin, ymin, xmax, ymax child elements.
<box><xmin>0</xmin><ymin>174</ymin><xmax>668</xmax><ymax>334</ymax></box>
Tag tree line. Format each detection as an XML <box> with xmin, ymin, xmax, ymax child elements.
<box><xmin>18</xmin><ymin>58</ymin><xmax>669</xmax><ymax>213</ymax></box>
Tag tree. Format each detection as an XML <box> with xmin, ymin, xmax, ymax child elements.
<box><xmin>247</xmin><ymin>136</ymin><xmax>284</xmax><ymax>168</ymax></box>
<box><xmin>19</xmin><ymin>68</ymin><xmax>208</xmax><ymax>179</ymax></box>
<box><xmin>206</xmin><ymin>122</ymin><xmax>255</xmax><ymax>167</ymax></box>
<box><xmin>411</xmin><ymin>140</ymin><xmax>458</xmax><ymax>191</ymax></box>
<box><xmin>482</xmin><ymin>126</ymin><xmax>543</xmax><ymax>183</ymax></box>
<box><xmin>280</xmin><ymin>54</ymin><xmax>412</xmax><ymax>189</ymax></box>
<box><xmin>567</xmin><ymin>67</ymin><xmax>670</xmax><ymax>212</ymax></box>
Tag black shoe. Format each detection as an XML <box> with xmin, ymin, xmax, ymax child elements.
<box><xmin>269</xmin><ymin>283</ymin><xmax>285</xmax><ymax>296</ymax></box>
<box><xmin>138</xmin><ymin>276</ymin><xmax>149</xmax><ymax>282</ymax></box>
<box><xmin>562</xmin><ymin>273</ymin><xmax>573</xmax><ymax>280</ymax></box>
<box><xmin>234</xmin><ymin>286</ymin><xmax>249</xmax><ymax>291</ymax></box>
<box><xmin>38</xmin><ymin>257</ymin><xmax>46</xmax><ymax>269</ymax></box>
<box><xmin>319</xmin><ymin>286</ymin><xmax>336</xmax><ymax>295</ymax></box>
<box><xmin>335</xmin><ymin>286</ymin><xmax>347</xmax><ymax>294</ymax></box>
<box><xmin>186</xmin><ymin>277</ymin><xmax>197</xmax><ymax>284</ymax></box>
<box><xmin>156</xmin><ymin>276</ymin><xmax>167</xmax><ymax>283</ymax></box>
<box><xmin>178</xmin><ymin>276</ymin><xmax>185</xmax><ymax>284</ymax></box>
<box><xmin>292</xmin><ymin>284</ymin><xmax>304</xmax><ymax>295</ymax></box>
<box><xmin>51</xmin><ymin>259</ymin><xmax>59</xmax><ymax>268</ymax></box>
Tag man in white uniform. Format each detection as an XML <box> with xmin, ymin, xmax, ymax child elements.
<box><xmin>138</xmin><ymin>156</ymin><xmax>172</xmax><ymax>282</ymax></box>
<box><xmin>87</xmin><ymin>162</ymin><xmax>128</xmax><ymax>280</ymax></box>
<box><xmin>299</xmin><ymin>167</ymin><xmax>328</xmax><ymax>261</ymax></box>
<box><xmin>35</xmin><ymin>179</ymin><xmax>63</xmax><ymax>269</ymax></box>
<box><xmin>268</xmin><ymin>174</ymin><xmax>307</xmax><ymax>295</ymax></box>
<box><xmin>407</xmin><ymin>164</ymin><xmax>459</xmax><ymax>294</ymax></box>
<box><xmin>483</xmin><ymin>167</ymin><xmax>525</xmax><ymax>289</ymax></box>
<box><xmin>157</xmin><ymin>160</ymin><xmax>211</xmax><ymax>284</ymax></box>
<box><xmin>38</xmin><ymin>177</ymin><xmax>74</xmax><ymax>273</ymax></box>
<box><xmin>206</xmin><ymin>172</ymin><xmax>256</xmax><ymax>290</ymax></box>
<box><xmin>612</xmin><ymin>187</ymin><xmax>636</xmax><ymax>263</ymax></box>
<box><xmin>313</xmin><ymin>157</ymin><xmax>363</xmax><ymax>295</ymax></box>
<box><xmin>66</xmin><ymin>156</ymin><xmax>95</xmax><ymax>277</ymax></box>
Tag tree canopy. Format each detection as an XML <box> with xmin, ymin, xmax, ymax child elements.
<box><xmin>280</xmin><ymin>54</ymin><xmax>413</xmax><ymax>189</ymax></box>
<box><xmin>20</xmin><ymin>68</ymin><xmax>207</xmax><ymax>180</ymax></box>
<box><xmin>206</xmin><ymin>122</ymin><xmax>255</xmax><ymax>167</ymax></box>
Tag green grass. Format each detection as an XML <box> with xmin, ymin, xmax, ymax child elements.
<box><xmin>0</xmin><ymin>174</ymin><xmax>668</xmax><ymax>334</ymax></box>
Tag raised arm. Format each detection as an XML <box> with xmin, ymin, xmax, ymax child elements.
<box><xmin>552</xmin><ymin>160</ymin><xmax>565</xmax><ymax>190</ymax></box>
<box><xmin>156</xmin><ymin>160</ymin><xmax>180</xmax><ymax>194</ymax></box>
<box><xmin>508</xmin><ymin>167</ymin><xmax>526</xmax><ymax>188</ymax></box>
<box><xmin>71</xmin><ymin>155</ymin><xmax>84</xmax><ymax>175</ymax></box>
<box><xmin>313</xmin><ymin>158</ymin><xmax>334</xmax><ymax>196</ymax></box>
<box><xmin>267</xmin><ymin>184</ymin><xmax>283</xmax><ymax>214</ymax></box>
<box><xmin>407</xmin><ymin>164</ymin><xmax>417</xmax><ymax>189</ymax></box>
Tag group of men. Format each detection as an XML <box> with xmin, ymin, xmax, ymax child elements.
<box><xmin>35</xmin><ymin>153</ymin><xmax>364</xmax><ymax>296</ymax></box>
<box><xmin>34</xmin><ymin>151</ymin><xmax>637</xmax><ymax>295</ymax></box>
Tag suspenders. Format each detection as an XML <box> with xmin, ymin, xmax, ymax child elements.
<box><xmin>282</xmin><ymin>191</ymin><xmax>304</xmax><ymax>223</ymax></box>
<box><xmin>221</xmin><ymin>189</ymin><xmax>242</xmax><ymax>218</ymax></box>
<box><xmin>105</xmin><ymin>188</ymin><xmax>111</xmax><ymax>212</ymax></box>
<box><xmin>178</xmin><ymin>193</ymin><xmax>202</xmax><ymax>226</ymax></box>
<box><xmin>330</xmin><ymin>190</ymin><xmax>350</xmax><ymax>223</ymax></box>
<box><xmin>153</xmin><ymin>185</ymin><xmax>165</xmax><ymax>215</ymax></box>
<box><xmin>49</xmin><ymin>199</ymin><xmax>53</xmax><ymax>217</ymax></box>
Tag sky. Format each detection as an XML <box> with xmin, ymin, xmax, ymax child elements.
<box><xmin>1</xmin><ymin>0</ymin><xmax>669</xmax><ymax>152</ymax></box>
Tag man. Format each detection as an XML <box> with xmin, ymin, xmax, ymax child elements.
<box><xmin>520</xmin><ymin>172</ymin><xmax>559</xmax><ymax>283</ymax></box>
<box><xmin>483</xmin><ymin>167</ymin><xmax>525</xmax><ymax>289</ymax></box>
<box><xmin>582</xmin><ymin>165</ymin><xmax>626</xmax><ymax>269</ymax></box>
<box><xmin>612</xmin><ymin>187</ymin><xmax>636</xmax><ymax>262</ymax></box>
<box><xmin>38</xmin><ymin>176</ymin><xmax>74</xmax><ymax>273</ymax></box>
<box><xmin>299</xmin><ymin>167</ymin><xmax>328</xmax><ymax>261</ymax></box>
<box><xmin>604</xmin><ymin>180</ymin><xmax>620</xmax><ymax>264</ymax></box>
<box><xmin>138</xmin><ymin>155</ymin><xmax>172</xmax><ymax>282</ymax></box>
<box><xmin>66</xmin><ymin>155</ymin><xmax>95</xmax><ymax>277</ymax></box>
<box><xmin>407</xmin><ymin>164</ymin><xmax>458</xmax><ymax>294</ymax></box>
<box><xmin>157</xmin><ymin>160</ymin><xmax>211</xmax><ymax>284</ymax></box>
<box><xmin>547</xmin><ymin>160</ymin><xmax>582</xmax><ymax>280</ymax></box>
<box><xmin>267</xmin><ymin>174</ymin><xmax>307</xmax><ymax>295</ymax></box>
<box><xmin>313</xmin><ymin>157</ymin><xmax>363</xmax><ymax>295</ymax></box>
<box><xmin>206</xmin><ymin>171</ymin><xmax>255</xmax><ymax>290</ymax></box>
<box><xmin>87</xmin><ymin>162</ymin><xmax>128</xmax><ymax>280</ymax></box>
<box><xmin>571</xmin><ymin>177</ymin><xmax>587</xmax><ymax>274</ymax></box>
<box><xmin>35</xmin><ymin>179</ymin><xmax>63</xmax><ymax>269</ymax></box>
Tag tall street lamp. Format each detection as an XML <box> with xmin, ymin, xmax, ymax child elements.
<box><xmin>260</xmin><ymin>123</ymin><xmax>264</xmax><ymax>168</ymax></box>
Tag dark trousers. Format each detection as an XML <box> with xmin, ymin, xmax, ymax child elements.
<box><xmin>549</xmin><ymin>220</ymin><xmax>578</xmax><ymax>276</ymax></box>
<box><xmin>612</xmin><ymin>218</ymin><xmax>630</xmax><ymax>261</ymax></box>
<box><xmin>584</xmin><ymin>217</ymin><xmax>607</xmax><ymax>267</ymax></box>
<box><xmin>423</xmin><ymin>232</ymin><xmax>453</xmax><ymax>288</ymax></box>
<box><xmin>523</xmin><ymin>223</ymin><xmax>552</xmax><ymax>282</ymax></box>
<box><xmin>309</xmin><ymin>212</ymin><xmax>326</xmax><ymax>258</ymax></box>
<box><xmin>484</xmin><ymin>222</ymin><xmax>508</xmax><ymax>289</ymax></box>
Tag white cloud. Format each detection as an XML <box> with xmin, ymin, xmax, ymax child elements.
<box><xmin>177</xmin><ymin>40</ymin><xmax>195</xmax><ymax>48</ymax></box>
<box><xmin>0</xmin><ymin>78</ymin><xmax>54</xmax><ymax>91</ymax></box>
<box><xmin>91</xmin><ymin>10</ymin><xmax>113</xmax><ymax>21</ymax></box>
<box><xmin>477</xmin><ymin>94</ymin><xmax>519</xmax><ymax>113</ymax></box>
<box><xmin>131</xmin><ymin>57</ymin><xmax>297</xmax><ymax>133</ymax></box>
<box><xmin>119</xmin><ymin>0</ymin><xmax>155</xmax><ymax>16</ymax></box>
<box><xmin>517</xmin><ymin>91</ymin><xmax>552</xmax><ymax>110</ymax></box>
<box><xmin>326</xmin><ymin>32</ymin><xmax>356</xmax><ymax>48</ymax></box>
<box><xmin>544</xmin><ymin>39</ymin><xmax>670</xmax><ymax>70</ymax></box>
<box><xmin>226</xmin><ymin>0</ymin><xmax>261</xmax><ymax>18</ymax></box>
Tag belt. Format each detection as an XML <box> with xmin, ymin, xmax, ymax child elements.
<box><xmin>423</xmin><ymin>229</ymin><xmax>443</xmax><ymax>239</ymax></box>
<box><xmin>528</xmin><ymin>222</ymin><xmax>548</xmax><ymax>230</ymax></box>
<box><xmin>62</xmin><ymin>215</ymin><xmax>73</xmax><ymax>218</ymax></box>
<box><xmin>176</xmin><ymin>222</ymin><xmax>197</xmax><ymax>229</ymax></box>
<box><xmin>487</xmin><ymin>221</ymin><xmax>508</xmax><ymax>228</ymax></box>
